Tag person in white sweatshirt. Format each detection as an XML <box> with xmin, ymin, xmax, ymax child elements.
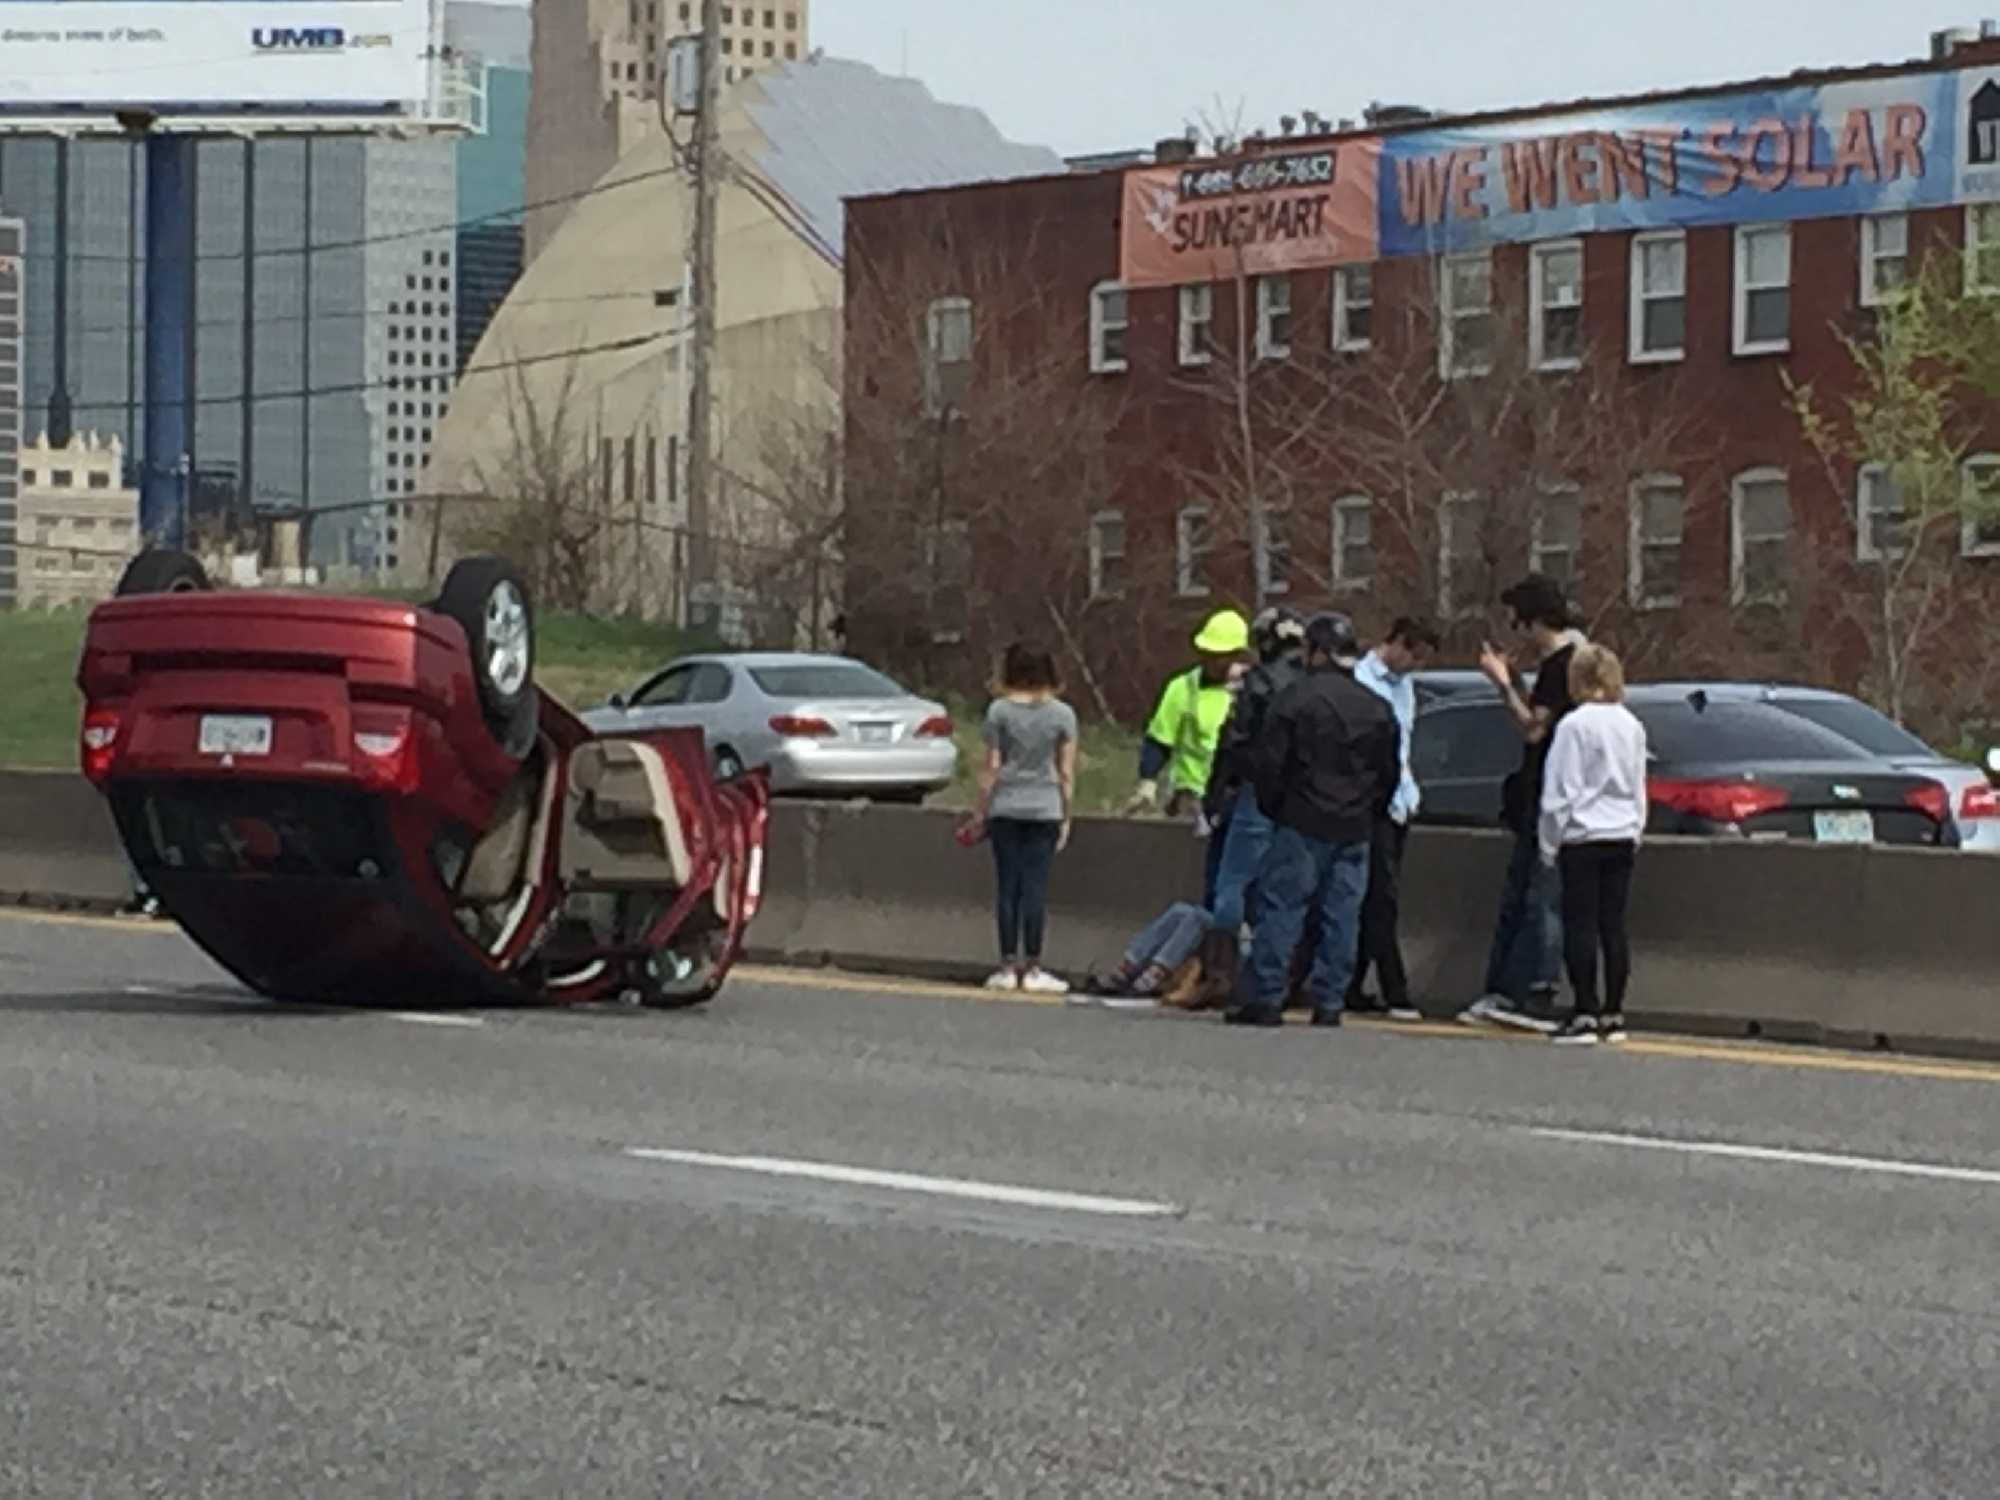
<box><xmin>1538</xmin><ymin>645</ymin><xmax>1649</xmax><ymax>1046</ymax></box>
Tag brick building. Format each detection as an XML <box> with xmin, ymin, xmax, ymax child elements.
<box><xmin>844</xmin><ymin>38</ymin><xmax>2000</xmax><ymax>736</ymax></box>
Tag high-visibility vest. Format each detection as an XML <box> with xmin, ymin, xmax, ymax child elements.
<box><xmin>1145</xmin><ymin>667</ymin><xmax>1234</xmax><ymax>796</ymax></box>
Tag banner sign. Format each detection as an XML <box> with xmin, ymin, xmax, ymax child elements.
<box><xmin>0</xmin><ymin>0</ymin><xmax>433</xmax><ymax>113</ymax></box>
<box><xmin>1119</xmin><ymin>140</ymin><xmax>1379</xmax><ymax>288</ymax></box>
<box><xmin>1377</xmin><ymin>67</ymin><xmax>2000</xmax><ymax>256</ymax></box>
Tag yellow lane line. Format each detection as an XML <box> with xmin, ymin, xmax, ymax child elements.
<box><xmin>10</xmin><ymin>908</ymin><xmax>2000</xmax><ymax>1085</ymax></box>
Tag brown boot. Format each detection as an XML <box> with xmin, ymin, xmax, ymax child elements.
<box><xmin>1194</xmin><ymin>927</ymin><xmax>1241</xmax><ymax>1012</ymax></box>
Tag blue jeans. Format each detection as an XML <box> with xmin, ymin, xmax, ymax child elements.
<box><xmin>1123</xmin><ymin>902</ymin><xmax>1211</xmax><ymax>973</ymax></box>
<box><xmin>1208</xmin><ymin>786</ymin><xmax>1275</xmax><ymax>936</ymax></box>
<box><xmin>989</xmin><ymin>818</ymin><xmax>1061</xmax><ymax>962</ymax></box>
<box><xmin>1482</xmin><ymin>831</ymin><xmax>1562</xmax><ymax>1001</ymax></box>
<box><xmin>1245</xmin><ymin>825</ymin><xmax>1370</xmax><ymax>1016</ymax></box>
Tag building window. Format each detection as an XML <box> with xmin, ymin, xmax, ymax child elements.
<box><xmin>1969</xmin><ymin>204</ymin><xmax>2000</xmax><ymax>294</ymax></box>
<box><xmin>924</xmin><ymin>296</ymin><xmax>973</xmax><ymax>416</ymax></box>
<box><xmin>763</xmin><ymin>40</ymin><xmax>773</xmax><ymax>56</ymax></box>
<box><xmin>87</xmin><ymin>471</ymin><xmax>111</xmax><ymax>490</ymax></box>
<box><xmin>1731</xmin><ymin>468</ymin><xmax>1791</xmax><ymax>604</ymax></box>
<box><xmin>1257</xmin><ymin>505</ymin><xmax>1291</xmax><ymax>596</ymax></box>
<box><xmin>785</xmin><ymin>9</ymin><xmax>797</xmax><ymax>27</ymax></box>
<box><xmin>1331</xmin><ymin>495</ymin><xmax>1372</xmax><ymax>589</ymax></box>
<box><xmin>1175</xmin><ymin>505</ymin><xmax>1211</xmax><ymax>596</ymax></box>
<box><xmin>1733</xmin><ymin>224</ymin><xmax>1791</xmax><ymax>355</ymax></box>
<box><xmin>1861</xmin><ymin>214</ymin><xmax>1909</xmax><ymax>307</ymax></box>
<box><xmin>51</xmin><ymin>469</ymin><xmax>73</xmax><ymax>487</ymax></box>
<box><xmin>1177</xmin><ymin>284</ymin><xmax>1213</xmax><ymax>367</ymax></box>
<box><xmin>1855</xmin><ymin>463</ymin><xmax>1909</xmax><ymax>561</ymax></box>
<box><xmin>720</xmin><ymin>36</ymin><xmax>732</xmax><ymax>52</ymax></box>
<box><xmin>1964</xmin><ymin>456</ymin><xmax>2000</xmax><ymax>557</ymax></box>
<box><xmin>623</xmin><ymin>437</ymin><xmax>637</xmax><ymax>505</ymax></box>
<box><xmin>19</xmin><ymin>469</ymin><xmax>33</xmax><ymax>485</ymax></box>
<box><xmin>783</xmin><ymin>42</ymin><xmax>796</xmax><ymax>58</ymax></box>
<box><xmin>1439</xmin><ymin>492</ymin><xmax>1488</xmax><ymax>618</ymax></box>
<box><xmin>1529</xmin><ymin>240</ymin><xmax>1584</xmax><ymax>371</ymax></box>
<box><xmin>1255</xmin><ymin>274</ymin><xmax>1293</xmax><ymax>360</ymax></box>
<box><xmin>1628</xmin><ymin>476</ymin><xmax>1685</xmax><ymax>610</ymax></box>
<box><xmin>1531</xmin><ymin>486</ymin><xmax>1582</xmax><ymax>587</ymax></box>
<box><xmin>1440</xmin><ymin>251</ymin><xmax>1494</xmax><ymax>378</ymax></box>
<box><xmin>1088</xmin><ymin>509</ymin><xmax>1126</xmax><ymax>598</ymax></box>
<box><xmin>1629</xmin><ymin>231</ymin><xmax>1686</xmax><ymax>364</ymax></box>
<box><xmin>1332</xmin><ymin>264</ymin><xmax>1372</xmax><ymax>351</ymax></box>
<box><xmin>1089</xmin><ymin>281</ymin><xmax>1129</xmax><ymax>374</ymax></box>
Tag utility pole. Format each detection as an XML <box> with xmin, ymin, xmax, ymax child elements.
<box><xmin>685</xmin><ymin>0</ymin><xmax>723</xmax><ymax>614</ymax></box>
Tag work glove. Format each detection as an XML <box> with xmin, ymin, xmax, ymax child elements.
<box><xmin>1122</xmin><ymin>778</ymin><xmax>1159</xmax><ymax>817</ymax></box>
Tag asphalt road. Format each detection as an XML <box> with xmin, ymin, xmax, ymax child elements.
<box><xmin>5</xmin><ymin>911</ymin><xmax>2000</xmax><ymax>1497</ymax></box>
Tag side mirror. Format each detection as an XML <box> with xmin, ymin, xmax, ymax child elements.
<box><xmin>608</xmin><ymin>693</ymin><xmax>628</xmax><ymax>711</ymax></box>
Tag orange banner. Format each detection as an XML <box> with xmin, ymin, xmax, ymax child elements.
<box><xmin>1119</xmin><ymin>141</ymin><xmax>1381</xmax><ymax>288</ymax></box>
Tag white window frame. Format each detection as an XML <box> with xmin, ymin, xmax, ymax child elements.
<box><xmin>1089</xmin><ymin>281</ymin><xmax>1129</xmax><ymax>374</ymax></box>
<box><xmin>1855</xmin><ymin>462</ymin><xmax>1909</xmax><ymax>562</ymax></box>
<box><xmin>1962</xmin><ymin>455</ymin><xmax>2000</xmax><ymax>558</ymax></box>
<box><xmin>1257</xmin><ymin>504</ymin><xmax>1292</xmax><ymax>596</ymax></box>
<box><xmin>1255</xmin><ymin>274</ymin><xmax>1293</xmax><ymax>361</ymax></box>
<box><xmin>1730</xmin><ymin>467</ymin><xmax>1792</xmax><ymax>606</ymax></box>
<box><xmin>1439</xmin><ymin>491</ymin><xmax>1486</xmax><ymax>619</ymax></box>
<box><xmin>1628</xmin><ymin>230</ymin><xmax>1687</xmax><ymax>364</ymax></box>
<box><xmin>1627</xmin><ymin>475</ymin><xmax>1685</xmax><ymax>611</ymax></box>
<box><xmin>1332</xmin><ymin>264</ymin><xmax>1373</xmax><ymax>352</ymax></box>
<box><xmin>1529</xmin><ymin>239</ymin><xmax>1585</xmax><ymax>373</ymax></box>
<box><xmin>1177</xmin><ymin>284</ymin><xmax>1213</xmax><ymax>368</ymax></box>
<box><xmin>1530</xmin><ymin>484</ymin><xmax>1583</xmax><ymax>585</ymax></box>
<box><xmin>1969</xmin><ymin>204</ymin><xmax>2000</xmax><ymax>296</ymax></box>
<box><xmin>1088</xmin><ymin>508</ymin><xmax>1126</xmax><ymax>598</ymax></box>
<box><xmin>1175</xmin><ymin>504</ymin><xmax>1212</xmax><ymax>597</ymax></box>
<box><xmin>923</xmin><ymin>295</ymin><xmax>972</xmax><ymax>417</ymax></box>
<box><xmin>1440</xmin><ymin>251</ymin><xmax>1494</xmax><ymax>379</ymax></box>
<box><xmin>1331</xmin><ymin>494</ymin><xmax>1373</xmax><ymax>590</ymax></box>
<box><xmin>1733</xmin><ymin>224</ymin><xmax>1792</xmax><ymax>357</ymax></box>
<box><xmin>1860</xmin><ymin>214</ymin><xmax>1909</xmax><ymax>309</ymax></box>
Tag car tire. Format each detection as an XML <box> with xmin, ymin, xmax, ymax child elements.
<box><xmin>713</xmin><ymin>747</ymin><xmax>745</xmax><ymax>782</ymax></box>
<box><xmin>434</xmin><ymin>557</ymin><xmax>535</xmax><ymax>746</ymax></box>
<box><xmin>115</xmin><ymin>549</ymin><xmax>209</xmax><ymax>596</ymax></box>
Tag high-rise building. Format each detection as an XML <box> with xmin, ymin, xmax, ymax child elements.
<box><xmin>446</xmin><ymin>1</ymin><xmax>532</xmax><ymax>375</ymax></box>
<box><xmin>524</xmin><ymin>0</ymin><xmax>810</xmax><ymax>259</ymax></box>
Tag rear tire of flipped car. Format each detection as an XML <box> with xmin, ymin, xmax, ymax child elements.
<box><xmin>115</xmin><ymin>549</ymin><xmax>209</xmax><ymax>596</ymax></box>
<box><xmin>435</xmin><ymin>557</ymin><xmax>536</xmax><ymax>754</ymax></box>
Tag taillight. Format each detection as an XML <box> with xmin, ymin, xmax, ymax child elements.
<box><xmin>80</xmin><ymin>704</ymin><xmax>121</xmax><ymax>784</ymax></box>
<box><xmin>1959</xmin><ymin>782</ymin><xmax>2000</xmax><ymax>820</ymax></box>
<box><xmin>915</xmin><ymin>715</ymin><xmax>954</xmax><ymax>739</ymax></box>
<box><xmin>352</xmin><ymin>708</ymin><xmax>420</xmax><ymax>794</ymax></box>
<box><xmin>1648</xmin><ymin>776</ymin><xmax>1790</xmax><ymax>826</ymax></box>
<box><xmin>1905</xmin><ymin>781</ymin><xmax>1951</xmax><ymax>826</ymax></box>
<box><xmin>770</xmin><ymin>715</ymin><xmax>836</xmax><ymax>738</ymax></box>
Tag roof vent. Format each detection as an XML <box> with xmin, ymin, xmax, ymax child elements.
<box><xmin>1155</xmin><ymin>136</ymin><xmax>1196</xmax><ymax>164</ymax></box>
<box><xmin>1934</xmin><ymin>24</ymin><xmax>1982</xmax><ymax>58</ymax></box>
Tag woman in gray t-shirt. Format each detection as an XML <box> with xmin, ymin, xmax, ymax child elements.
<box><xmin>968</xmin><ymin>642</ymin><xmax>1078</xmax><ymax>995</ymax></box>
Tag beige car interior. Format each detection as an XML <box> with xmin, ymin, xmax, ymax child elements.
<box><xmin>560</xmin><ymin>739</ymin><xmax>696</xmax><ymax>890</ymax></box>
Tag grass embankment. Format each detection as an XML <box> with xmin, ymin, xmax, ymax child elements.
<box><xmin>1</xmin><ymin>606</ymin><xmax>1143</xmax><ymax>806</ymax></box>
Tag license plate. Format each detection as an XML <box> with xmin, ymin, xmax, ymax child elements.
<box><xmin>1813</xmin><ymin>810</ymin><xmax>1874</xmax><ymax>844</ymax></box>
<box><xmin>198</xmin><ymin>714</ymin><xmax>274</xmax><ymax>757</ymax></box>
<box><xmin>856</xmin><ymin>723</ymin><xmax>893</xmax><ymax>744</ymax></box>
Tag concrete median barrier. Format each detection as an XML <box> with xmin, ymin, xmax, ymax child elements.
<box><xmin>4</xmin><ymin>767</ymin><xmax>1998</xmax><ymax>1056</ymax></box>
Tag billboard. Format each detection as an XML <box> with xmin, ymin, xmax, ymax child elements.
<box><xmin>1120</xmin><ymin>142</ymin><xmax>1379</xmax><ymax>288</ymax></box>
<box><xmin>0</xmin><ymin>0</ymin><xmax>434</xmax><ymax>114</ymax></box>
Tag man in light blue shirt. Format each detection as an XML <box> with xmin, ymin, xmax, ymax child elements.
<box><xmin>1346</xmin><ymin>617</ymin><xmax>1440</xmax><ymax>1018</ymax></box>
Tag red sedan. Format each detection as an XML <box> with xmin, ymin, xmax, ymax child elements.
<box><xmin>77</xmin><ymin>551</ymin><xmax>769</xmax><ymax>1009</ymax></box>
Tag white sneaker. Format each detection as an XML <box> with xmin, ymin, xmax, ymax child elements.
<box><xmin>1386</xmin><ymin>1005</ymin><xmax>1423</xmax><ymax>1023</ymax></box>
<box><xmin>1099</xmin><ymin>995</ymin><xmax>1159</xmax><ymax>1012</ymax></box>
<box><xmin>1457</xmin><ymin>995</ymin><xmax>1506</xmax><ymax>1027</ymax></box>
<box><xmin>1490</xmin><ymin>1004</ymin><xmax>1559</xmax><ymax>1036</ymax></box>
<box><xmin>984</xmin><ymin>968</ymin><xmax>1021</xmax><ymax>992</ymax></box>
<box><xmin>1019</xmin><ymin>968</ymin><xmax>1070</xmax><ymax>996</ymax></box>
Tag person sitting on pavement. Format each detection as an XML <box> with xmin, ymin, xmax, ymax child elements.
<box><xmin>1125</xmin><ymin>609</ymin><xmax>1250</xmax><ymax>824</ymax></box>
<box><xmin>1078</xmin><ymin>901</ymin><xmax>1215</xmax><ymax>1009</ymax></box>
<box><xmin>1345</xmin><ymin>617</ymin><xmax>1440</xmax><ymax>1022</ymax></box>
<box><xmin>1459</xmin><ymin>575</ymin><xmax>1589</xmax><ymax>1035</ymax></box>
<box><xmin>1200</xmin><ymin>605</ymin><xmax>1306</xmax><ymax>999</ymax></box>
<box><xmin>1225</xmin><ymin>613</ymin><xmax>1399</xmax><ymax>1030</ymax></box>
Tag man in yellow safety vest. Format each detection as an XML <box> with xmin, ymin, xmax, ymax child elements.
<box><xmin>1126</xmin><ymin>609</ymin><xmax>1251</xmax><ymax>821</ymax></box>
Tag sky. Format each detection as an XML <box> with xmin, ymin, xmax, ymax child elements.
<box><xmin>804</xmin><ymin>0</ymin><xmax>1993</xmax><ymax>156</ymax></box>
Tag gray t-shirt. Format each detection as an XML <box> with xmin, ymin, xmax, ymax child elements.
<box><xmin>983</xmin><ymin>697</ymin><xmax>1078</xmax><ymax>822</ymax></box>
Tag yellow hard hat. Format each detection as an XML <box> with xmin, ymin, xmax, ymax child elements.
<box><xmin>1192</xmin><ymin>609</ymin><xmax>1250</xmax><ymax>655</ymax></box>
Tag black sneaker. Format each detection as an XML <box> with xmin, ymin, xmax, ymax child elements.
<box><xmin>1551</xmin><ymin>1015</ymin><xmax>1601</xmax><ymax>1047</ymax></box>
<box><xmin>1600</xmin><ymin>1014</ymin><xmax>1628</xmax><ymax>1045</ymax></box>
<box><xmin>1223</xmin><ymin>1006</ymin><xmax>1284</xmax><ymax>1029</ymax></box>
<box><xmin>1311</xmin><ymin>1008</ymin><xmax>1344</xmax><ymax>1028</ymax></box>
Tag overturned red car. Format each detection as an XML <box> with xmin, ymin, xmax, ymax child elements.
<box><xmin>77</xmin><ymin>551</ymin><xmax>770</xmax><ymax>1009</ymax></box>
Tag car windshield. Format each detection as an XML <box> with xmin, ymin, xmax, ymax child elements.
<box><xmin>750</xmin><ymin>663</ymin><xmax>907</xmax><ymax>700</ymax></box>
<box><xmin>1775</xmin><ymin>697</ymin><xmax>1934</xmax><ymax>759</ymax></box>
<box><xmin>1630</xmin><ymin>699</ymin><xmax>1873</xmax><ymax>764</ymax></box>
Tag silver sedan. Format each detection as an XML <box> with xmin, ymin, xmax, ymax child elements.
<box><xmin>582</xmin><ymin>652</ymin><xmax>959</xmax><ymax>801</ymax></box>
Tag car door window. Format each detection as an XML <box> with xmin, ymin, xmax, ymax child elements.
<box><xmin>1414</xmin><ymin>703</ymin><xmax>1518</xmax><ymax>781</ymax></box>
<box><xmin>683</xmin><ymin>664</ymin><xmax>733</xmax><ymax>705</ymax></box>
<box><xmin>632</xmin><ymin>665</ymin><xmax>696</xmax><ymax>708</ymax></box>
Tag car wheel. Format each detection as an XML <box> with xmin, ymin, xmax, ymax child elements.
<box><xmin>634</xmin><ymin>924</ymin><xmax>730</xmax><ymax>1009</ymax></box>
<box><xmin>115</xmin><ymin>549</ymin><xmax>209</xmax><ymax>596</ymax></box>
<box><xmin>714</xmin><ymin>748</ymin><xmax>745</xmax><ymax>782</ymax></box>
<box><xmin>435</xmin><ymin>557</ymin><xmax>535</xmax><ymax>744</ymax></box>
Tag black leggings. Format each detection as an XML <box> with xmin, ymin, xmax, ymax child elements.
<box><xmin>1558</xmin><ymin>842</ymin><xmax>1636</xmax><ymax>1017</ymax></box>
<box><xmin>990</xmin><ymin>818</ymin><xmax>1061</xmax><ymax>962</ymax></box>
